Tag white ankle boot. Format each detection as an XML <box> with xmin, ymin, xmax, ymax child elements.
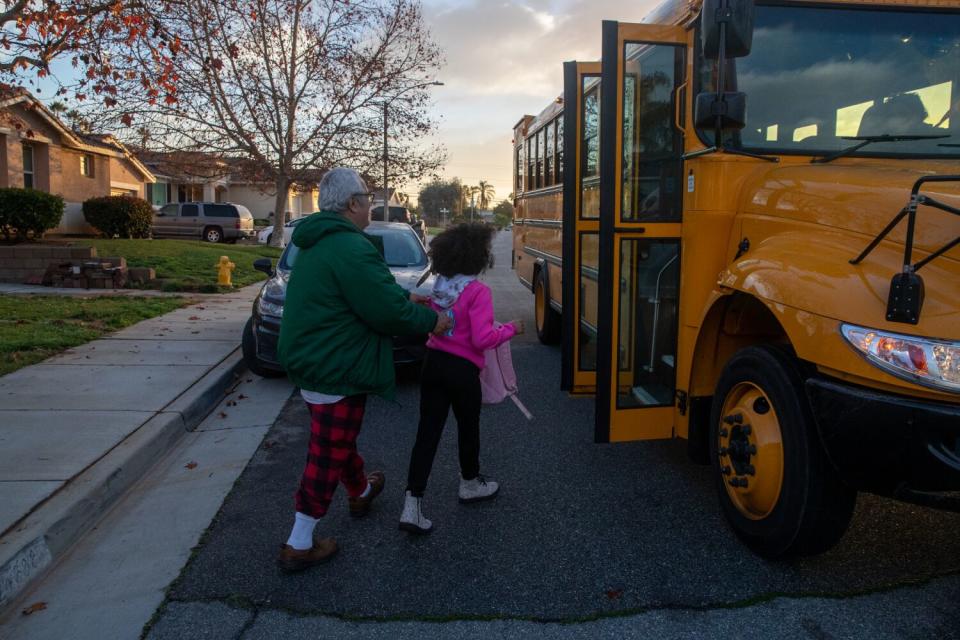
<box><xmin>399</xmin><ymin>490</ymin><xmax>433</xmax><ymax>534</ymax></box>
<box><xmin>458</xmin><ymin>474</ymin><xmax>499</xmax><ymax>504</ymax></box>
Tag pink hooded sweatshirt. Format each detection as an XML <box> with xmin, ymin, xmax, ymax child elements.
<box><xmin>426</xmin><ymin>278</ymin><xmax>517</xmax><ymax>369</ymax></box>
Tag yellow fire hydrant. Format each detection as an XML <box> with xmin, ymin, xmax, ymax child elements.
<box><xmin>217</xmin><ymin>256</ymin><xmax>236</xmax><ymax>287</ymax></box>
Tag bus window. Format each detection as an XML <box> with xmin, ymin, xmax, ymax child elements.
<box><xmin>581</xmin><ymin>82</ymin><xmax>600</xmax><ymax>218</ymax></box>
<box><xmin>616</xmin><ymin>239</ymin><xmax>679</xmax><ymax>408</ymax></box>
<box><xmin>556</xmin><ymin>119</ymin><xmax>564</xmax><ymax>184</ymax></box>
<box><xmin>527</xmin><ymin>138</ymin><xmax>534</xmax><ymax>190</ymax></box>
<box><xmin>621</xmin><ymin>42</ymin><xmax>684</xmax><ymax>222</ymax></box>
<box><xmin>546</xmin><ymin>122</ymin><xmax>555</xmax><ymax>187</ymax></box>
<box><xmin>515</xmin><ymin>146</ymin><xmax>523</xmax><ymax>193</ymax></box>
<box><xmin>537</xmin><ymin>128</ymin><xmax>545</xmax><ymax>189</ymax></box>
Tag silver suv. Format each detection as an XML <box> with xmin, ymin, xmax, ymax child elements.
<box><xmin>152</xmin><ymin>202</ymin><xmax>256</xmax><ymax>243</ymax></box>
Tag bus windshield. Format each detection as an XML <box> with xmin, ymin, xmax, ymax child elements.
<box><xmin>700</xmin><ymin>6</ymin><xmax>960</xmax><ymax>158</ymax></box>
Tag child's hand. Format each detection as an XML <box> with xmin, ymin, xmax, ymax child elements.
<box><xmin>432</xmin><ymin>311</ymin><xmax>453</xmax><ymax>335</ymax></box>
<box><xmin>409</xmin><ymin>292</ymin><xmax>431</xmax><ymax>305</ymax></box>
<box><xmin>509</xmin><ymin>319</ymin><xmax>524</xmax><ymax>335</ymax></box>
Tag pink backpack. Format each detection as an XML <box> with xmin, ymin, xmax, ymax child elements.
<box><xmin>479</xmin><ymin>337</ymin><xmax>533</xmax><ymax>420</ymax></box>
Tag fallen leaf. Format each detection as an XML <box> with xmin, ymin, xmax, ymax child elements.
<box><xmin>188</xmin><ymin>315</ymin><xmax>201</xmax><ymax>320</ymax></box>
<box><xmin>605</xmin><ymin>589</ymin><xmax>623</xmax><ymax>600</ymax></box>
<box><xmin>262</xmin><ymin>440</ymin><xmax>276</xmax><ymax>449</ymax></box>
<box><xmin>218</xmin><ymin>411</ymin><xmax>228</xmax><ymax>418</ymax></box>
<box><xmin>21</xmin><ymin>602</ymin><xmax>47</xmax><ymax>615</ymax></box>
<box><xmin>191</xmin><ymin>331</ymin><xmax>200</xmax><ymax>334</ymax></box>
<box><xmin>196</xmin><ymin>305</ymin><xmax>206</xmax><ymax>310</ymax></box>
<box><xmin>238</xmin><ymin>394</ymin><xmax>247</xmax><ymax>400</ymax></box>
<box><xmin>226</xmin><ymin>400</ymin><xmax>237</xmax><ymax>407</ymax></box>
<box><xmin>185</xmin><ymin>461</ymin><xmax>198</xmax><ymax>469</ymax></box>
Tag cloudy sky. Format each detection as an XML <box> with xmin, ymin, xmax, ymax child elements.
<box><xmin>416</xmin><ymin>0</ymin><xmax>660</xmax><ymax>205</ymax></box>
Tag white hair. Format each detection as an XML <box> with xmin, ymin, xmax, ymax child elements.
<box><xmin>319</xmin><ymin>167</ymin><xmax>367</xmax><ymax>213</ymax></box>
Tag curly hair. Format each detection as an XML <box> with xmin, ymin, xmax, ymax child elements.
<box><xmin>428</xmin><ymin>222</ymin><xmax>495</xmax><ymax>277</ymax></box>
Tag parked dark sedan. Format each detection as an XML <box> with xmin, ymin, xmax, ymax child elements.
<box><xmin>242</xmin><ymin>221</ymin><xmax>435</xmax><ymax>377</ymax></box>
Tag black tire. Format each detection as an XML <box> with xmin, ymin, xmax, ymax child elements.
<box><xmin>204</xmin><ymin>226</ymin><xmax>223</xmax><ymax>243</ymax></box>
<box><xmin>534</xmin><ymin>267</ymin><xmax>561</xmax><ymax>345</ymax></box>
<box><xmin>266</xmin><ymin>233</ymin><xmax>273</xmax><ymax>245</ymax></box>
<box><xmin>709</xmin><ymin>344</ymin><xmax>856</xmax><ymax>558</ymax></box>
<box><xmin>242</xmin><ymin>317</ymin><xmax>285</xmax><ymax>378</ymax></box>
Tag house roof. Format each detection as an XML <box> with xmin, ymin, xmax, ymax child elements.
<box><xmin>0</xmin><ymin>90</ymin><xmax>155</xmax><ymax>181</ymax></box>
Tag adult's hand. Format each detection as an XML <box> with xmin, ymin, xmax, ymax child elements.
<box><xmin>409</xmin><ymin>292</ymin><xmax>431</xmax><ymax>305</ymax></box>
<box><xmin>432</xmin><ymin>310</ymin><xmax>453</xmax><ymax>335</ymax></box>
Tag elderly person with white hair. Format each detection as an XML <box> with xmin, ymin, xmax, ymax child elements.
<box><xmin>276</xmin><ymin>167</ymin><xmax>451</xmax><ymax>572</ymax></box>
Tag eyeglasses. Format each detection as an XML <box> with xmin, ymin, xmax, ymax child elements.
<box><xmin>353</xmin><ymin>192</ymin><xmax>375</xmax><ymax>199</ymax></box>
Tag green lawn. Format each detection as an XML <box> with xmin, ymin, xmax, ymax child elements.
<box><xmin>74</xmin><ymin>239</ymin><xmax>283</xmax><ymax>292</ymax></box>
<box><xmin>0</xmin><ymin>295</ymin><xmax>188</xmax><ymax>376</ymax></box>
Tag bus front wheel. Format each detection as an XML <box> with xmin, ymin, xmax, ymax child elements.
<box><xmin>534</xmin><ymin>268</ymin><xmax>561</xmax><ymax>344</ymax></box>
<box><xmin>709</xmin><ymin>344</ymin><xmax>856</xmax><ymax>559</ymax></box>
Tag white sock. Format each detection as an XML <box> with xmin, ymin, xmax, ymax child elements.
<box><xmin>286</xmin><ymin>512</ymin><xmax>319</xmax><ymax>550</ymax></box>
<box><xmin>359</xmin><ymin>481</ymin><xmax>372</xmax><ymax>499</ymax></box>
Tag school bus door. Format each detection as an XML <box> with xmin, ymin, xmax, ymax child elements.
<box><xmin>595</xmin><ymin>20</ymin><xmax>687</xmax><ymax>443</ymax></box>
<box><xmin>561</xmin><ymin>60</ymin><xmax>601</xmax><ymax>395</ymax></box>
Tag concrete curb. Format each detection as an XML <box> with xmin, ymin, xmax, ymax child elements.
<box><xmin>0</xmin><ymin>350</ymin><xmax>246</xmax><ymax>612</ymax></box>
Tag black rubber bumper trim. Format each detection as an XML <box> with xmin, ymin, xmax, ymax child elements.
<box><xmin>806</xmin><ymin>376</ymin><xmax>960</xmax><ymax>495</ymax></box>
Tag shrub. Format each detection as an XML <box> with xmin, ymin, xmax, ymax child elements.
<box><xmin>83</xmin><ymin>195</ymin><xmax>153</xmax><ymax>239</ymax></box>
<box><xmin>0</xmin><ymin>188</ymin><xmax>65</xmax><ymax>242</ymax></box>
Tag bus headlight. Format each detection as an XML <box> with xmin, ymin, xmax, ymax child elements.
<box><xmin>841</xmin><ymin>324</ymin><xmax>960</xmax><ymax>393</ymax></box>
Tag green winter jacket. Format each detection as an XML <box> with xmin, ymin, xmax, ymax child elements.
<box><xmin>276</xmin><ymin>211</ymin><xmax>437</xmax><ymax>399</ymax></box>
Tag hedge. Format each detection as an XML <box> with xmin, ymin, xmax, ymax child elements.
<box><xmin>0</xmin><ymin>188</ymin><xmax>64</xmax><ymax>242</ymax></box>
<box><xmin>83</xmin><ymin>195</ymin><xmax>154</xmax><ymax>239</ymax></box>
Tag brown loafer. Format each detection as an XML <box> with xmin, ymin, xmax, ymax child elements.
<box><xmin>348</xmin><ymin>471</ymin><xmax>385</xmax><ymax>518</ymax></box>
<box><xmin>277</xmin><ymin>537</ymin><xmax>338</xmax><ymax>572</ymax></box>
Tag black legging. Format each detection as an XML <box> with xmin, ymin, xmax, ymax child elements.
<box><xmin>406</xmin><ymin>348</ymin><xmax>481</xmax><ymax>497</ymax></box>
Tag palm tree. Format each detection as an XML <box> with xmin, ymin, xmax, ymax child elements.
<box><xmin>460</xmin><ymin>184</ymin><xmax>477</xmax><ymax>220</ymax></box>
<box><xmin>476</xmin><ymin>180</ymin><xmax>495</xmax><ymax>211</ymax></box>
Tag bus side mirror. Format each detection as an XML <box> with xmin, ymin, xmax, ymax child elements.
<box><xmin>694</xmin><ymin>91</ymin><xmax>747</xmax><ymax>131</ymax></box>
<box><xmin>701</xmin><ymin>0</ymin><xmax>755</xmax><ymax>59</ymax></box>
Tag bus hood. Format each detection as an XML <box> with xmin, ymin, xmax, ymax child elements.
<box><xmin>726</xmin><ymin>160</ymin><xmax>960</xmax><ymax>338</ymax></box>
<box><xmin>742</xmin><ymin>161</ymin><xmax>960</xmax><ymax>258</ymax></box>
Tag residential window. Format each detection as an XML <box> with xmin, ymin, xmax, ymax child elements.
<box><xmin>22</xmin><ymin>144</ymin><xmax>33</xmax><ymax>189</ymax></box>
<box><xmin>80</xmin><ymin>154</ymin><xmax>94</xmax><ymax>177</ymax></box>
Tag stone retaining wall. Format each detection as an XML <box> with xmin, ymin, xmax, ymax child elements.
<box><xmin>0</xmin><ymin>245</ymin><xmax>98</xmax><ymax>284</ymax></box>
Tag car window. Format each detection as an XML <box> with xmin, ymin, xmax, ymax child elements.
<box><xmin>180</xmin><ymin>204</ymin><xmax>199</xmax><ymax>217</ymax></box>
<box><xmin>160</xmin><ymin>204</ymin><xmax>178</xmax><ymax>216</ymax></box>
<box><xmin>367</xmin><ymin>226</ymin><xmax>427</xmax><ymax>267</ymax></box>
<box><xmin>203</xmin><ymin>204</ymin><xmax>237</xmax><ymax>218</ymax></box>
<box><xmin>278</xmin><ymin>225</ymin><xmax>426</xmax><ymax>271</ymax></box>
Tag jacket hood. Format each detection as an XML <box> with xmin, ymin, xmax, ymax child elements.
<box><xmin>432</xmin><ymin>274</ymin><xmax>476</xmax><ymax>309</ymax></box>
<box><xmin>291</xmin><ymin>210</ymin><xmax>359</xmax><ymax>249</ymax></box>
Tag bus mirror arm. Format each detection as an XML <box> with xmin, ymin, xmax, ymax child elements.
<box><xmin>849</xmin><ymin>174</ymin><xmax>960</xmax><ymax>324</ymax></box>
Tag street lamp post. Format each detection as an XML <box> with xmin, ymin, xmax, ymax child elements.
<box><xmin>381</xmin><ymin>81</ymin><xmax>443</xmax><ymax>217</ymax></box>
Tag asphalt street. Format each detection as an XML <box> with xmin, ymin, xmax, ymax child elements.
<box><xmin>146</xmin><ymin>231</ymin><xmax>960</xmax><ymax>637</ymax></box>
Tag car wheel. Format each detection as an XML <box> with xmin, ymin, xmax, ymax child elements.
<box><xmin>204</xmin><ymin>226</ymin><xmax>223</xmax><ymax>243</ymax></box>
<box><xmin>534</xmin><ymin>268</ymin><xmax>561</xmax><ymax>344</ymax></box>
<box><xmin>710</xmin><ymin>344</ymin><xmax>856</xmax><ymax>558</ymax></box>
<box><xmin>266</xmin><ymin>233</ymin><xmax>273</xmax><ymax>245</ymax></box>
<box><xmin>242</xmin><ymin>317</ymin><xmax>286</xmax><ymax>378</ymax></box>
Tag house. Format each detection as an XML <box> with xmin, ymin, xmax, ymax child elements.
<box><xmin>136</xmin><ymin>151</ymin><xmax>321</xmax><ymax>221</ymax></box>
<box><xmin>0</xmin><ymin>90</ymin><xmax>156</xmax><ymax>234</ymax></box>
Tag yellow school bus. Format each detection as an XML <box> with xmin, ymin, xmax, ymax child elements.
<box><xmin>513</xmin><ymin>0</ymin><xmax>960</xmax><ymax>557</ymax></box>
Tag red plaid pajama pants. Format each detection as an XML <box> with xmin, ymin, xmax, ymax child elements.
<box><xmin>295</xmin><ymin>394</ymin><xmax>369</xmax><ymax>518</ymax></box>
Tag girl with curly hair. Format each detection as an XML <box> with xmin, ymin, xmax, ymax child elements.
<box><xmin>399</xmin><ymin>222</ymin><xmax>523</xmax><ymax>534</ymax></box>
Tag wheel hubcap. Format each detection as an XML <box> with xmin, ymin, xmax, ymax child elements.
<box><xmin>718</xmin><ymin>382</ymin><xmax>784</xmax><ymax>520</ymax></box>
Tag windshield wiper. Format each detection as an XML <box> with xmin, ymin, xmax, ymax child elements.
<box><xmin>812</xmin><ymin>134</ymin><xmax>950</xmax><ymax>164</ymax></box>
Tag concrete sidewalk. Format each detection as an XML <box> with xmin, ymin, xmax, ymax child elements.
<box><xmin>0</xmin><ymin>282</ymin><xmax>262</xmax><ymax>612</ymax></box>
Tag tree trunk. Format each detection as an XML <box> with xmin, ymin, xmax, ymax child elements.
<box><xmin>269</xmin><ymin>178</ymin><xmax>291</xmax><ymax>248</ymax></box>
